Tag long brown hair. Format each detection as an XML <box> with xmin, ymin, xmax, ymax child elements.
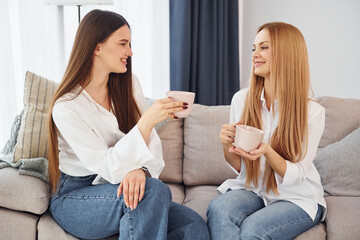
<box><xmin>241</xmin><ymin>22</ymin><xmax>310</xmax><ymax>194</ymax></box>
<box><xmin>48</xmin><ymin>10</ymin><xmax>141</xmax><ymax>193</ymax></box>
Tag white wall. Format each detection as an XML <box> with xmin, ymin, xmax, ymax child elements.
<box><xmin>239</xmin><ymin>0</ymin><xmax>360</xmax><ymax>99</ymax></box>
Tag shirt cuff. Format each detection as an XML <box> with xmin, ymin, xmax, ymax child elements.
<box><xmin>275</xmin><ymin>160</ymin><xmax>300</xmax><ymax>187</ymax></box>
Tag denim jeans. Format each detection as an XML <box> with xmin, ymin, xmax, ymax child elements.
<box><xmin>206</xmin><ymin>189</ymin><xmax>322</xmax><ymax>240</ymax></box>
<box><xmin>50</xmin><ymin>172</ymin><xmax>209</xmax><ymax>240</ymax></box>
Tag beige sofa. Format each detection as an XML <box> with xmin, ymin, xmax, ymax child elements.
<box><xmin>1</xmin><ymin>74</ymin><xmax>360</xmax><ymax>239</ymax></box>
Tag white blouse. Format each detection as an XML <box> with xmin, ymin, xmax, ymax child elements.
<box><xmin>52</xmin><ymin>74</ymin><xmax>164</xmax><ymax>185</ymax></box>
<box><xmin>218</xmin><ymin>88</ymin><xmax>327</xmax><ymax>221</ymax></box>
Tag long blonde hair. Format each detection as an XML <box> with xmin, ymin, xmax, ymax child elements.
<box><xmin>47</xmin><ymin>10</ymin><xmax>141</xmax><ymax>193</ymax></box>
<box><xmin>241</xmin><ymin>22</ymin><xmax>310</xmax><ymax>194</ymax></box>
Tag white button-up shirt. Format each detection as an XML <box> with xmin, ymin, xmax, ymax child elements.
<box><xmin>218</xmin><ymin>88</ymin><xmax>327</xmax><ymax>221</ymax></box>
<box><xmin>52</xmin><ymin>74</ymin><xmax>164</xmax><ymax>185</ymax></box>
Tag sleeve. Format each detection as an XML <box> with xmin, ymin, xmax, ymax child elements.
<box><xmin>226</xmin><ymin>90</ymin><xmax>247</xmax><ymax>174</ymax></box>
<box><xmin>131</xmin><ymin>73</ymin><xmax>165</xmax><ymax>178</ymax></box>
<box><xmin>229</xmin><ymin>89</ymin><xmax>248</xmax><ymax>124</ymax></box>
<box><xmin>230</xmin><ymin>91</ymin><xmax>240</xmax><ymax>123</ymax></box>
<box><xmin>274</xmin><ymin>103</ymin><xmax>325</xmax><ymax>187</ymax></box>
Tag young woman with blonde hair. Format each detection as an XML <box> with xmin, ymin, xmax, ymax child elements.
<box><xmin>207</xmin><ymin>22</ymin><xmax>326</xmax><ymax>239</ymax></box>
<box><xmin>48</xmin><ymin>9</ymin><xmax>209</xmax><ymax>240</ymax></box>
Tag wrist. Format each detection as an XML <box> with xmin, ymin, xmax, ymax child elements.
<box><xmin>223</xmin><ymin>142</ymin><xmax>233</xmax><ymax>148</ymax></box>
<box><xmin>140</xmin><ymin>167</ymin><xmax>149</xmax><ymax>177</ymax></box>
<box><xmin>264</xmin><ymin>143</ymin><xmax>271</xmax><ymax>155</ymax></box>
<box><xmin>137</xmin><ymin>117</ymin><xmax>154</xmax><ymax>135</ymax></box>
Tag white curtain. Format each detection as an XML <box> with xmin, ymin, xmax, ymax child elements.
<box><xmin>0</xmin><ymin>0</ymin><xmax>170</xmax><ymax>148</ymax></box>
<box><xmin>113</xmin><ymin>0</ymin><xmax>170</xmax><ymax>100</ymax></box>
<box><xmin>0</xmin><ymin>0</ymin><xmax>64</xmax><ymax>148</ymax></box>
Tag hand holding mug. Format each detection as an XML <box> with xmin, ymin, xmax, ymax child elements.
<box><xmin>229</xmin><ymin>124</ymin><xmax>265</xmax><ymax>159</ymax></box>
<box><xmin>220</xmin><ymin>121</ymin><xmax>242</xmax><ymax>146</ymax></box>
<box><xmin>166</xmin><ymin>91</ymin><xmax>195</xmax><ymax>118</ymax></box>
<box><xmin>229</xmin><ymin>142</ymin><xmax>269</xmax><ymax>160</ymax></box>
<box><xmin>142</xmin><ymin>97</ymin><xmax>187</xmax><ymax>128</ymax></box>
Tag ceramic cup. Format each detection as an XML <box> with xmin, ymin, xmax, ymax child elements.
<box><xmin>234</xmin><ymin>125</ymin><xmax>264</xmax><ymax>152</ymax></box>
<box><xmin>166</xmin><ymin>91</ymin><xmax>195</xmax><ymax>118</ymax></box>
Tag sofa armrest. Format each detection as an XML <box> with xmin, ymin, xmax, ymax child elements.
<box><xmin>0</xmin><ymin>168</ymin><xmax>49</xmax><ymax>214</ymax></box>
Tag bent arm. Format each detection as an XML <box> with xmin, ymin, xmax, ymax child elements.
<box><xmin>53</xmin><ymin>104</ymin><xmax>164</xmax><ymax>184</ymax></box>
<box><xmin>223</xmin><ymin>143</ymin><xmax>242</xmax><ymax>172</ymax></box>
<box><xmin>273</xmin><ymin>104</ymin><xmax>325</xmax><ymax>186</ymax></box>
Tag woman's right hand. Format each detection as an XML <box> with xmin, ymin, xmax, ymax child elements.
<box><xmin>220</xmin><ymin>124</ymin><xmax>236</xmax><ymax>146</ymax></box>
<box><xmin>220</xmin><ymin>121</ymin><xmax>242</xmax><ymax>146</ymax></box>
<box><xmin>142</xmin><ymin>97</ymin><xmax>187</xmax><ymax>127</ymax></box>
<box><xmin>221</xmin><ymin>121</ymin><xmax>242</xmax><ymax>172</ymax></box>
<box><xmin>137</xmin><ymin>98</ymin><xmax>187</xmax><ymax>143</ymax></box>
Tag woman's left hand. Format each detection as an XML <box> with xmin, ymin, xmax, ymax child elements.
<box><xmin>117</xmin><ymin>168</ymin><xmax>146</xmax><ymax>211</ymax></box>
<box><xmin>229</xmin><ymin>142</ymin><xmax>269</xmax><ymax>160</ymax></box>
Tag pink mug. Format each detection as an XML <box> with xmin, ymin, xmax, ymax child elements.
<box><xmin>233</xmin><ymin>125</ymin><xmax>264</xmax><ymax>152</ymax></box>
<box><xmin>166</xmin><ymin>91</ymin><xmax>195</xmax><ymax>118</ymax></box>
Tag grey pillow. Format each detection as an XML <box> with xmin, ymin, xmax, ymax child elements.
<box><xmin>183</xmin><ymin>104</ymin><xmax>238</xmax><ymax>185</ymax></box>
<box><xmin>316</xmin><ymin>96</ymin><xmax>360</xmax><ymax>148</ymax></box>
<box><xmin>314</xmin><ymin>127</ymin><xmax>360</xmax><ymax>196</ymax></box>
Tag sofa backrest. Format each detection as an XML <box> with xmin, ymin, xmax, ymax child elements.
<box><xmin>158</xmin><ymin>96</ymin><xmax>360</xmax><ymax>186</ymax></box>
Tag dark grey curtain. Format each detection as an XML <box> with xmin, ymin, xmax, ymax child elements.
<box><xmin>170</xmin><ymin>0</ymin><xmax>239</xmax><ymax>106</ymax></box>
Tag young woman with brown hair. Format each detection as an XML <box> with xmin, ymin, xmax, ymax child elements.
<box><xmin>207</xmin><ymin>22</ymin><xmax>326</xmax><ymax>240</ymax></box>
<box><xmin>48</xmin><ymin>9</ymin><xmax>209</xmax><ymax>240</ymax></box>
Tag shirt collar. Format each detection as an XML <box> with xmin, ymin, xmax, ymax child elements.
<box><xmin>260</xmin><ymin>87</ymin><xmax>278</xmax><ymax>110</ymax></box>
<box><xmin>81</xmin><ymin>88</ymin><xmax>114</xmax><ymax>115</ymax></box>
<box><xmin>260</xmin><ymin>88</ymin><xmax>266</xmax><ymax>103</ymax></box>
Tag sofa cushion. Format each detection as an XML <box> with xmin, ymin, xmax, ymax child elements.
<box><xmin>294</xmin><ymin>223</ymin><xmax>326</xmax><ymax>240</ymax></box>
<box><xmin>167</xmin><ymin>183</ymin><xmax>185</xmax><ymax>204</ymax></box>
<box><xmin>38</xmin><ymin>212</ymin><xmax>80</xmax><ymax>240</ymax></box>
<box><xmin>158</xmin><ymin>119</ymin><xmax>184</xmax><ymax>183</ymax></box>
<box><xmin>183</xmin><ymin>104</ymin><xmax>237</xmax><ymax>185</ymax></box>
<box><xmin>38</xmin><ymin>211</ymin><xmax>118</xmax><ymax>240</ymax></box>
<box><xmin>314</xmin><ymin>128</ymin><xmax>360</xmax><ymax>196</ymax></box>
<box><xmin>13</xmin><ymin>71</ymin><xmax>58</xmax><ymax>162</ymax></box>
<box><xmin>325</xmin><ymin>196</ymin><xmax>360</xmax><ymax>240</ymax></box>
<box><xmin>183</xmin><ymin>185</ymin><xmax>219</xmax><ymax>221</ymax></box>
<box><xmin>317</xmin><ymin>96</ymin><xmax>360</xmax><ymax>148</ymax></box>
<box><xmin>0</xmin><ymin>168</ymin><xmax>49</xmax><ymax>214</ymax></box>
<box><xmin>0</xmin><ymin>207</ymin><xmax>39</xmax><ymax>240</ymax></box>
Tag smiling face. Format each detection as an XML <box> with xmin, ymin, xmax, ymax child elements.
<box><xmin>94</xmin><ymin>25</ymin><xmax>133</xmax><ymax>74</ymax></box>
<box><xmin>252</xmin><ymin>29</ymin><xmax>271</xmax><ymax>80</ymax></box>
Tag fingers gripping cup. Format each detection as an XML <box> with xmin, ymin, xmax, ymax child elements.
<box><xmin>166</xmin><ymin>91</ymin><xmax>195</xmax><ymax>118</ymax></box>
<box><xmin>234</xmin><ymin>125</ymin><xmax>264</xmax><ymax>152</ymax></box>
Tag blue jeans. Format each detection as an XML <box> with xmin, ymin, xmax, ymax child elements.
<box><xmin>206</xmin><ymin>189</ymin><xmax>322</xmax><ymax>240</ymax></box>
<box><xmin>50</xmin><ymin>172</ymin><xmax>209</xmax><ymax>240</ymax></box>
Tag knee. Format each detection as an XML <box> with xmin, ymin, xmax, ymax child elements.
<box><xmin>169</xmin><ymin>203</ymin><xmax>210</xmax><ymax>240</ymax></box>
<box><xmin>144</xmin><ymin>178</ymin><xmax>171</xmax><ymax>203</ymax></box>
<box><xmin>206</xmin><ymin>196</ymin><xmax>232</xmax><ymax>221</ymax></box>
<box><xmin>187</xmin><ymin>219</ymin><xmax>210</xmax><ymax>240</ymax></box>
<box><xmin>240</xmin><ymin>222</ymin><xmax>263</xmax><ymax>240</ymax></box>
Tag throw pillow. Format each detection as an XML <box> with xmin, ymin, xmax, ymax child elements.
<box><xmin>316</xmin><ymin>96</ymin><xmax>360</xmax><ymax>148</ymax></box>
<box><xmin>183</xmin><ymin>104</ymin><xmax>238</xmax><ymax>185</ymax></box>
<box><xmin>314</xmin><ymin>127</ymin><xmax>360</xmax><ymax>196</ymax></box>
<box><xmin>13</xmin><ymin>71</ymin><xmax>58</xmax><ymax>162</ymax></box>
